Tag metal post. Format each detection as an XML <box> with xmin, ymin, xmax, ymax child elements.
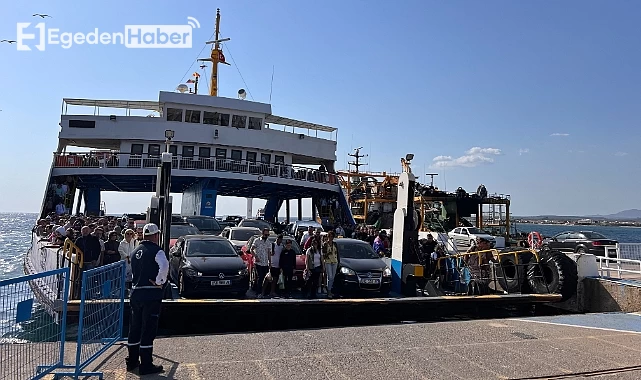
<box><xmin>286</xmin><ymin>199</ymin><xmax>291</xmax><ymax>223</ymax></box>
<box><xmin>297</xmin><ymin>198</ymin><xmax>302</xmax><ymax>221</ymax></box>
<box><xmin>159</xmin><ymin>152</ymin><xmax>172</xmax><ymax>255</ymax></box>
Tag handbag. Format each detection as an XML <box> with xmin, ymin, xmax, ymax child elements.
<box><xmin>278</xmin><ymin>272</ymin><xmax>285</xmax><ymax>290</ymax></box>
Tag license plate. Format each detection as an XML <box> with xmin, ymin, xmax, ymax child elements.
<box><xmin>361</xmin><ymin>279</ymin><xmax>380</xmax><ymax>284</ymax></box>
<box><xmin>292</xmin><ymin>276</ymin><xmax>297</xmax><ymax>281</ymax></box>
<box><xmin>211</xmin><ymin>280</ymin><xmax>231</xmax><ymax>286</ymax></box>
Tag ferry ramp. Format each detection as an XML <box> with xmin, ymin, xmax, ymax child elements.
<box><xmin>34</xmin><ymin>312</ymin><xmax>641</xmax><ymax>379</ymax></box>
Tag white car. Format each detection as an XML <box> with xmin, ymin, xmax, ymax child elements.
<box><xmin>220</xmin><ymin>226</ymin><xmax>261</xmax><ymax>251</ymax></box>
<box><xmin>448</xmin><ymin>227</ymin><xmax>500</xmax><ymax>248</ymax></box>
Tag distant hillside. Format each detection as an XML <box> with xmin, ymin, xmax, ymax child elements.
<box><xmin>600</xmin><ymin>209</ymin><xmax>641</xmax><ymax>220</ymax></box>
<box><xmin>515</xmin><ymin>209</ymin><xmax>641</xmax><ymax>221</ymax></box>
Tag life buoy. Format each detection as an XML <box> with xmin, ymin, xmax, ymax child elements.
<box><xmin>527</xmin><ymin>231</ymin><xmax>543</xmax><ymax>249</ymax></box>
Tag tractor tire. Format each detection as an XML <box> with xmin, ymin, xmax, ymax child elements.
<box><xmin>526</xmin><ymin>250</ymin><xmax>577</xmax><ymax>301</ymax></box>
<box><xmin>496</xmin><ymin>248</ymin><xmax>533</xmax><ymax>294</ymax></box>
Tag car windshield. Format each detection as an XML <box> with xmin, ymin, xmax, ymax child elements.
<box><xmin>187</xmin><ymin>218</ymin><xmax>221</xmax><ymax>232</ymax></box>
<box><xmin>170</xmin><ymin>225</ymin><xmax>200</xmax><ymax>239</ymax></box>
<box><xmin>336</xmin><ymin>241</ymin><xmax>379</xmax><ymax>259</ymax></box>
<box><xmin>230</xmin><ymin>229</ymin><xmax>260</xmax><ymax>241</ymax></box>
<box><xmin>185</xmin><ymin>240</ymin><xmax>237</xmax><ymax>257</ymax></box>
<box><xmin>240</xmin><ymin>220</ymin><xmax>271</xmax><ymax>230</ymax></box>
<box><xmin>467</xmin><ymin>227</ymin><xmax>487</xmax><ymax>235</ymax></box>
<box><xmin>582</xmin><ymin>232</ymin><xmax>608</xmax><ymax>239</ymax></box>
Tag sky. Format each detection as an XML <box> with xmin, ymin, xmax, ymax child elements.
<box><xmin>0</xmin><ymin>0</ymin><xmax>640</xmax><ymax>217</ymax></box>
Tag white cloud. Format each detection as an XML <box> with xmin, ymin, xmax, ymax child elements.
<box><xmin>614</xmin><ymin>151</ymin><xmax>628</xmax><ymax>157</ymax></box>
<box><xmin>430</xmin><ymin>147</ymin><xmax>501</xmax><ymax>169</ymax></box>
<box><xmin>519</xmin><ymin>148</ymin><xmax>530</xmax><ymax>156</ymax></box>
<box><xmin>550</xmin><ymin>133</ymin><xmax>570</xmax><ymax>137</ymax></box>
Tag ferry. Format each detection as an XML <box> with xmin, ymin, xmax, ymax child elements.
<box><xmin>24</xmin><ymin>9</ymin><xmax>354</xmax><ymax>305</ymax></box>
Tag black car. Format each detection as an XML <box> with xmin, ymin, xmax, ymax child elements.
<box><xmin>333</xmin><ymin>238</ymin><xmax>392</xmax><ymax>296</ymax></box>
<box><xmin>169</xmin><ymin>235</ymin><xmax>250</xmax><ymax>298</ymax></box>
<box><xmin>542</xmin><ymin>231</ymin><xmax>618</xmax><ymax>256</ymax></box>
<box><xmin>181</xmin><ymin>215</ymin><xmax>223</xmax><ymax>235</ymax></box>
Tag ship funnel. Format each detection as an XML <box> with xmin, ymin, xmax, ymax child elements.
<box><xmin>238</xmin><ymin>89</ymin><xmax>246</xmax><ymax>100</ymax></box>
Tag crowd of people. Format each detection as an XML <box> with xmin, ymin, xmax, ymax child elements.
<box><xmin>34</xmin><ymin>213</ymin><xmax>149</xmax><ymax>289</ymax></box>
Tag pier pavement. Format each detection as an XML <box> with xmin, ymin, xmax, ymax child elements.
<box><xmin>40</xmin><ymin>312</ymin><xmax>641</xmax><ymax>379</ymax></box>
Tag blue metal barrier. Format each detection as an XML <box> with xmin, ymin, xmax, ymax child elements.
<box><xmin>56</xmin><ymin>261</ymin><xmax>126</xmax><ymax>379</ymax></box>
<box><xmin>0</xmin><ymin>267</ymin><xmax>70</xmax><ymax>380</ymax></box>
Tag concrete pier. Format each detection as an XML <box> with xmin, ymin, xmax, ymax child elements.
<box><xmin>37</xmin><ymin>312</ymin><xmax>641</xmax><ymax>379</ymax></box>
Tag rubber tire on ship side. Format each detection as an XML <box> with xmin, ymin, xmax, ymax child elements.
<box><xmin>496</xmin><ymin>248</ymin><xmax>533</xmax><ymax>294</ymax></box>
<box><xmin>526</xmin><ymin>250</ymin><xmax>578</xmax><ymax>301</ymax></box>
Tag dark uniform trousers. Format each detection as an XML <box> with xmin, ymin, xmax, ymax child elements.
<box><xmin>126</xmin><ymin>240</ymin><xmax>165</xmax><ymax>368</ymax></box>
<box><xmin>127</xmin><ymin>294</ymin><xmax>162</xmax><ymax>366</ymax></box>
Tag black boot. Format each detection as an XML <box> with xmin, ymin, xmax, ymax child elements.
<box><xmin>139</xmin><ymin>348</ymin><xmax>163</xmax><ymax>375</ymax></box>
<box><xmin>125</xmin><ymin>345</ymin><xmax>140</xmax><ymax>372</ymax></box>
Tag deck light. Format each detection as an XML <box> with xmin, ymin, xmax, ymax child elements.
<box><xmin>238</xmin><ymin>89</ymin><xmax>246</xmax><ymax>100</ymax></box>
<box><xmin>405</xmin><ymin>154</ymin><xmax>414</xmax><ymax>162</ymax></box>
<box><xmin>165</xmin><ymin>130</ymin><xmax>175</xmax><ymax>140</ymax></box>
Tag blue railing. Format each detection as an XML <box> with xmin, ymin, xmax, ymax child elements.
<box><xmin>56</xmin><ymin>261</ymin><xmax>126</xmax><ymax>379</ymax></box>
<box><xmin>0</xmin><ymin>267</ymin><xmax>70</xmax><ymax>380</ymax></box>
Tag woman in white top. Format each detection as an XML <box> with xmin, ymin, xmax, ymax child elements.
<box><xmin>304</xmin><ymin>237</ymin><xmax>325</xmax><ymax>299</ymax></box>
<box><xmin>118</xmin><ymin>229</ymin><xmax>138</xmax><ymax>289</ymax></box>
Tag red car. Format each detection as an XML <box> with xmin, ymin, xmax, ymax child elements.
<box><xmin>241</xmin><ymin>234</ymin><xmax>306</xmax><ymax>288</ymax></box>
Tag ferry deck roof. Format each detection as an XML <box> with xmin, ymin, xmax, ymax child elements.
<box><xmin>68</xmin><ymin>174</ymin><xmax>336</xmax><ymax>199</ymax></box>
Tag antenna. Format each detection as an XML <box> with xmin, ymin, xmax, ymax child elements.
<box><xmin>425</xmin><ymin>173</ymin><xmax>438</xmax><ymax>187</ymax></box>
<box><xmin>348</xmin><ymin>147</ymin><xmax>367</xmax><ymax>174</ymax></box>
<box><xmin>197</xmin><ymin>8</ymin><xmax>231</xmax><ymax>97</ymax></box>
<box><xmin>269</xmin><ymin>65</ymin><xmax>275</xmax><ymax>103</ymax></box>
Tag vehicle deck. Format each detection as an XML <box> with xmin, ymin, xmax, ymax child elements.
<box><xmin>36</xmin><ymin>312</ymin><xmax>641</xmax><ymax>379</ymax></box>
<box><xmin>65</xmin><ymin>293</ymin><xmax>562</xmax><ymax>334</ymax></box>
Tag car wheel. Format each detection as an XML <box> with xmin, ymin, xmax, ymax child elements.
<box><xmin>576</xmin><ymin>247</ymin><xmax>586</xmax><ymax>254</ymax></box>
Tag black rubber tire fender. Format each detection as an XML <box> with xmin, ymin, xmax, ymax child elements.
<box><xmin>527</xmin><ymin>250</ymin><xmax>578</xmax><ymax>301</ymax></box>
<box><xmin>496</xmin><ymin>248</ymin><xmax>533</xmax><ymax>294</ymax></box>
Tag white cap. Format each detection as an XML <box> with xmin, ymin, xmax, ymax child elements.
<box><xmin>143</xmin><ymin>223</ymin><xmax>160</xmax><ymax>236</ymax></box>
<box><xmin>56</xmin><ymin>226</ymin><xmax>67</xmax><ymax>235</ymax></box>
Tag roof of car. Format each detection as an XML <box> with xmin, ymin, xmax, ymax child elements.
<box><xmin>182</xmin><ymin>235</ymin><xmax>227</xmax><ymax>241</ymax></box>
<box><xmin>335</xmin><ymin>238</ymin><xmax>369</xmax><ymax>244</ymax></box>
<box><xmin>226</xmin><ymin>226</ymin><xmax>262</xmax><ymax>231</ymax></box>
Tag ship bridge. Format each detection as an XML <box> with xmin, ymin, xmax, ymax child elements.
<box><xmin>43</xmin><ymin>92</ymin><xmax>354</xmax><ymax>226</ymax></box>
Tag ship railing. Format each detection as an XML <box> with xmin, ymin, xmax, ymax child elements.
<box><xmin>52</xmin><ymin>152</ymin><xmax>341</xmax><ymax>185</ymax></box>
<box><xmin>61</xmin><ymin>238</ymin><xmax>84</xmax><ymax>299</ymax></box>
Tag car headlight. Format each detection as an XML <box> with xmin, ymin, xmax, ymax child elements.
<box><xmin>238</xmin><ymin>267</ymin><xmax>249</xmax><ymax>276</ymax></box>
<box><xmin>340</xmin><ymin>267</ymin><xmax>356</xmax><ymax>275</ymax></box>
<box><xmin>183</xmin><ymin>267</ymin><xmax>198</xmax><ymax>277</ymax></box>
<box><xmin>383</xmin><ymin>267</ymin><xmax>392</xmax><ymax>277</ymax></box>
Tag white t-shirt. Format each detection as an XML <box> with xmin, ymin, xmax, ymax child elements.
<box><xmin>272</xmin><ymin>242</ymin><xmax>283</xmax><ymax>268</ymax></box>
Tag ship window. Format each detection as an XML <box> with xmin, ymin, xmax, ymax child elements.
<box><xmin>246</xmin><ymin>152</ymin><xmax>257</xmax><ymax>162</ymax></box>
<box><xmin>166</xmin><ymin>108</ymin><xmax>183</xmax><ymax>122</ymax></box>
<box><xmin>231</xmin><ymin>150</ymin><xmax>242</xmax><ymax>161</ymax></box>
<box><xmin>185</xmin><ymin>110</ymin><xmax>201</xmax><ymax>123</ymax></box>
<box><xmin>275</xmin><ymin>155</ymin><xmax>285</xmax><ymax>165</ymax></box>
<box><xmin>215</xmin><ymin>148</ymin><xmax>227</xmax><ymax>158</ymax></box>
<box><xmin>148</xmin><ymin>144</ymin><xmax>161</xmax><ymax>157</ymax></box>
<box><xmin>182</xmin><ymin>146</ymin><xmax>194</xmax><ymax>158</ymax></box>
<box><xmin>131</xmin><ymin>144</ymin><xmax>144</xmax><ymax>155</ymax></box>
<box><xmin>248</xmin><ymin>117</ymin><xmax>262</xmax><ymax>130</ymax></box>
<box><xmin>261</xmin><ymin>153</ymin><xmax>271</xmax><ymax>164</ymax></box>
<box><xmin>169</xmin><ymin>145</ymin><xmax>178</xmax><ymax>155</ymax></box>
<box><xmin>69</xmin><ymin>120</ymin><xmax>96</xmax><ymax>128</ymax></box>
<box><xmin>232</xmin><ymin>115</ymin><xmax>247</xmax><ymax>129</ymax></box>
<box><xmin>199</xmin><ymin>147</ymin><xmax>211</xmax><ymax>158</ymax></box>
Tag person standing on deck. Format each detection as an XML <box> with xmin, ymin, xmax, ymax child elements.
<box><xmin>74</xmin><ymin>226</ymin><xmax>101</xmax><ymax>270</ymax></box>
<box><xmin>125</xmin><ymin>223</ymin><xmax>168</xmax><ymax>375</ymax></box>
<box><xmin>118</xmin><ymin>229</ymin><xmax>138</xmax><ymax>291</ymax></box>
<box><xmin>251</xmin><ymin>228</ymin><xmax>272</xmax><ymax>298</ymax></box>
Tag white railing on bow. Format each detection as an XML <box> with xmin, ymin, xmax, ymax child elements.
<box><xmin>52</xmin><ymin>152</ymin><xmax>341</xmax><ymax>185</ymax></box>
